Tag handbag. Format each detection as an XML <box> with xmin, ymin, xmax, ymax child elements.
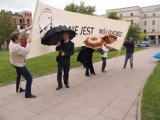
<box><xmin>97</xmin><ymin>48</ymin><xmax>105</xmax><ymax>55</ymax></box>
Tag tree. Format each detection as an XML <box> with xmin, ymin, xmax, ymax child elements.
<box><xmin>64</xmin><ymin>2</ymin><xmax>78</xmax><ymax>12</ymax></box>
<box><xmin>139</xmin><ymin>33</ymin><xmax>147</xmax><ymax>41</ymax></box>
<box><xmin>107</xmin><ymin>12</ymin><xmax>121</xmax><ymax>20</ymax></box>
<box><xmin>64</xmin><ymin>1</ymin><xmax>95</xmax><ymax>15</ymax></box>
<box><xmin>126</xmin><ymin>22</ymin><xmax>141</xmax><ymax>42</ymax></box>
<box><xmin>0</xmin><ymin>10</ymin><xmax>16</xmax><ymax>50</ymax></box>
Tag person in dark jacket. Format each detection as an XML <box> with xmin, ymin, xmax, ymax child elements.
<box><xmin>55</xmin><ymin>32</ymin><xmax>74</xmax><ymax>90</ymax></box>
<box><xmin>84</xmin><ymin>47</ymin><xmax>96</xmax><ymax>76</ymax></box>
<box><xmin>123</xmin><ymin>37</ymin><xmax>135</xmax><ymax>69</ymax></box>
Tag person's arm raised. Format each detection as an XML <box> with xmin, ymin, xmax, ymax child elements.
<box><xmin>19</xmin><ymin>26</ymin><xmax>32</xmax><ymax>36</ymax></box>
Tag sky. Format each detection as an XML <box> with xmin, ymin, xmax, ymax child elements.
<box><xmin>0</xmin><ymin>0</ymin><xmax>160</xmax><ymax>15</ymax></box>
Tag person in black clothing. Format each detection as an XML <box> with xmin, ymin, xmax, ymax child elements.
<box><xmin>84</xmin><ymin>47</ymin><xmax>96</xmax><ymax>76</ymax></box>
<box><xmin>55</xmin><ymin>32</ymin><xmax>74</xmax><ymax>90</ymax></box>
<box><xmin>123</xmin><ymin>37</ymin><xmax>135</xmax><ymax>69</ymax></box>
<box><xmin>77</xmin><ymin>46</ymin><xmax>86</xmax><ymax>68</ymax></box>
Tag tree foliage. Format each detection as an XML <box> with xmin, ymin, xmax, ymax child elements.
<box><xmin>107</xmin><ymin>12</ymin><xmax>121</xmax><ymax>20</ymax></box>
<box><xmin>126</xmin><ymin>22</ymin><xmax>141</xmax><ymax>41</ymax></box>
<box><xmin>64</xmin><ymin>1</ymin><xmax>95</xmax><ymax>15</ymax></box>
<box><xmin>0</xmin><ymin>10</ymin><xmax>16</xmax><ymax>50</ymax></box>
<box><xmin>139</xmin><ymin>33</ymin><xmax>147</xmax><ymax>41</ymax></box>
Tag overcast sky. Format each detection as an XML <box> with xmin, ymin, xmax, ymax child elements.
<box><xmin>0</xmin><ymin>0</ymin><xmax>159</xmax><ymax>15</ymax></box>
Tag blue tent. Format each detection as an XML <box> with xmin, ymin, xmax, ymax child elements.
<box><xmin>153</xmin><ymin>52</ymin><xmax>160</xmax><ymax>59</ymax></box>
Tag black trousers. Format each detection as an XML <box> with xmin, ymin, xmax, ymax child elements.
<box><xmin>101</xmin><ymin>57</ymin><xmax>106</xmax><ymax>72</ymax></box>
<box><xmin>57</xmin><ymin>63</ymin><xmax>70</xmax><ymax>86</ymax></box>
<box><xmin>14</xmin><ymin>66</ymin><xmax>32</xmax><ymax>96</ymax></box>
<box><xmin>85</xmin><ymin>62</ymin><xmax>95</xmax><ymax>75</ymax></box>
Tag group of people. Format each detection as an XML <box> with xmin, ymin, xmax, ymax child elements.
<box><xmin>9</xmin><ymin>26</ymin><xmax>134</xmax><ymax>98</ymax></box>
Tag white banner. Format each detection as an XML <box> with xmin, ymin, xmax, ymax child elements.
<box><xmin>28</xmin><ymin>1</ymin><xmax>130</xmax><ymax>59</ymax></box>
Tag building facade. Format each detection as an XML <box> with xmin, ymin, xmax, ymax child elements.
<box><xmin>106</xmin><ymin>5</ymin><xmax>160</xmax><ymax>43</ymax></box>
<box><xmin>12</xmin><ymin>10</ymin><xmax>32</xmax><ymax>30</ymax></box>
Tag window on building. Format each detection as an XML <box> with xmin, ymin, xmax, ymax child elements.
<box><xmin>144</xmin><ymin>21</ymin><xmax>147</xmax><ymax>25</ymax></box>
<box><xmin>130</xmin><ymin>13</ymin><xmax>133</xmax><ymax>16</ymax></box>
<box><xmin>120</xmin><ymin>14</ymin><xmax>122</xmax><ymax>17</ymax></box>
<box><xmin>152</xmin><ymin>29</ymin><xmax>155</xmax><ymax>32</ymax></box>
<box><xmin>144</xmin><ymin>30</ymin><xmax>146</xmax><ymax>33</ymax></box>
<box><xmin>144</xmin><ymin>14</ymin><xmax>147</xmax><ymax>18</ymax></box>
<box><xmin>152</xmin><ymin>20</ymin><xmax>155</xmax><ymax>25</ymax></box>
<box><xmin>153</xmin><ymin>13</ymin><xmax>155</xmax><ymax>17</ymax></box>
<box><xmin>27</xmin><ymin>19</ymin><xmax>30</xmax><ymax>24</ymax></box>
<box><xmin>19</xmin><ymin>19</ymin><xmax>22</xmax><ymax>23</ymax></box>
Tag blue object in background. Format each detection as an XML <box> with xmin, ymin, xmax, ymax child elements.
<box><xmin>153</xmin><ymin>52</ymin><xmax>160</xmax><ymax>59</ymax></box>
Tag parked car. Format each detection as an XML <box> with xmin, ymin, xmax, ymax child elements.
<box><xmin>137</xmin><ymin>41</ymin><xmax>150</xmax><ymax>47</ymax></box>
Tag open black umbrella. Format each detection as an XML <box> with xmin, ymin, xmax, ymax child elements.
<box><xmin>41</xmin><ymin>26</ymin><xmax>76</xmax><ymax>45</ymax></box>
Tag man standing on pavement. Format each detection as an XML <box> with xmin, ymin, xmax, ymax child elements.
<box><xmin>55</xmin><ymin>32</ymin><xmax>74</xmax><ymax>90</ymax></box>
<box><xmin>123</xmin><ymin>37</ymin><xmax>135</xmax><ymax>69</ymax></box>
<box><xmin>9</xmin><ymin>27</ymin><xmax>37</xmax><ymax>98</ymax></box>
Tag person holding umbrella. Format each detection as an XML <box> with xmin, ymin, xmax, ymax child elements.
<box><xmin>123</xmin><ymin>37</ymin><xmax>135</xmax><ymax>69</ymax></box>
<box><xmin>55</xmin><ymin>32</ymin><xmax>74</xmax><ymax>90</ymax></box>
<box><xmin>83</xmin><ymin>47</ymin><xmax>96</xmax><ymax>77</ymax></box>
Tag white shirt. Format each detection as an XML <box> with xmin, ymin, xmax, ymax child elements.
<box><xmin>101</xmin><ymin>45</ymin><xmax>109</xmax><ymax>58</ymax></box>
<box><xmin>64</xmin><ymin>39</ymin><xmax>69</xmax><ymax>44</ymax></box>
<box><xmin>9</xmin><ymin>40</ymin><xmax>30</xmax><ymax>67</ymax></box>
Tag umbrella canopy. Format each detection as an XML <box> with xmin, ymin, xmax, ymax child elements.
<box><xmin>83</xmin><ymin>37</ymin><xmax>104</xmax><ymax>49</ymax></box>
<box><xmin>102</xmin><ymin>34</ymin><xmax>117</xmax><ymax>44</ymax></box>
<box><xmin>41</xmin><ymin>26</ymin><xmax>76</xmax><ymax>45</ymax></box>
<box><xmin>153</xmin><ymin>52</ymin><xmax>160</xmax><ymax>59</ymax></box>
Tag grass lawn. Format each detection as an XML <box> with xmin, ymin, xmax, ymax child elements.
<box><xmin>0</xmin><ymin>47</ymin><xmax>144</xmax><ymax>85</ymax></box>
<box><xmin>141</xmin><ymin>62</ymin><xmax>160</xmax><ymax>120</ymax></box>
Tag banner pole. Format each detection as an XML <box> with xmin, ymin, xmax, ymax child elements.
<box><xmin>18</xmin><ymin>76</ymin><xmax>23</xmax><ymax>93</ymax></box>
<box><xmin>108</xmin><ymin>38</ymin><xmax>125</xmax><ymax>71</ymax></box>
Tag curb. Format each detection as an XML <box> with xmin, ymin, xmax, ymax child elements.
<box><xmin>137</xmin><ymin>90</ymin><xmax>142</xmax><ymax>120</ymax></box>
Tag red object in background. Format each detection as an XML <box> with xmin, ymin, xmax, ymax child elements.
<box><xmin>102</xmin><ymin>34</ymin><xmax>117</xmax><ymax>44</ymax></box>
<box><xmin>21</xmin><ymin>40</ymin><xmax>27</xmax><ymax>47</ymax></box>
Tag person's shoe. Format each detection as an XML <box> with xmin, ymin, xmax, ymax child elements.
<box><xmin>102</xmin><ymin>70</ymin><xmax>107</xmax><ymax>73</ymax></box>
<box><xmin>65</xmin><ymin>84</ymin><xmax>70</xmax><ymax>88</ymax></box>
<box><xmin>20</xmin><ymin>88</ymin><xmax>25</xmax><ymax>92</ymax></box>
<box><xmin>85</xmin><ymin>74</ymin><xmax>91</xmax><ymax>77</ymax></box>
<box><xmin>25</xmin><ymin>94</ymin><xmax>37</xmax><ymax>98</ymax></box>
<box><xmin>56</xmin><ymin>86</ymin><xmax>62</xmax><ymax>90</ymax></box>
<box><xmin>16</xmin><ymin>88</ymin><xmax>25</xmax><ymax>93</ymax></box>
<box><xmin>91</xmin><ymin>73</ymin><xmax>96</xmax><ymax>75</ymax></box>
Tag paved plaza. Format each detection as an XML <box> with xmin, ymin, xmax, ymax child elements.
<box><xmin>0</xmin><ymin>46</ymin><xmax>159</xmax><ymax>120</ymax></box>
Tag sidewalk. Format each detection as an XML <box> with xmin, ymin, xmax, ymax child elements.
<box><xmin>0</xmin><ymin>46</ymin><xmax>159</xmax><ymax>120</ymax></box>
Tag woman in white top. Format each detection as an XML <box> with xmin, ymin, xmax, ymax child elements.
<box><xmin>101</xmin><ymin>44</ymin><xmax>109</xmax><ymax>73</ymax></box>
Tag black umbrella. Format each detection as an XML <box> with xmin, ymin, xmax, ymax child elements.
<box><xmin>41</xmin><ymin>26</ymin><xmax>76</xmax><ymax>45</ymax></box>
